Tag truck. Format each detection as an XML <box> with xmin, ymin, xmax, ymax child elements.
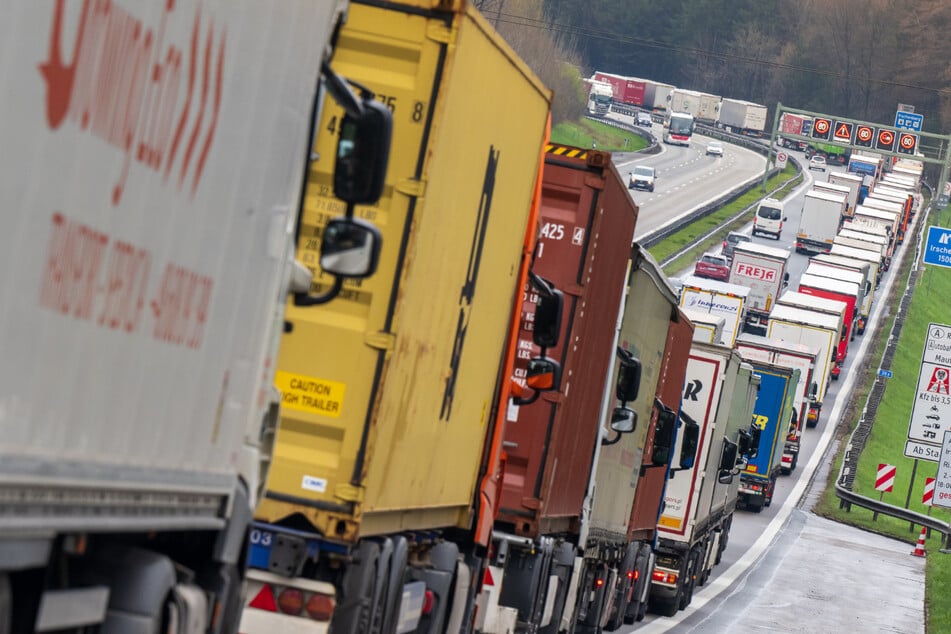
<box><xmin>778</xmin><ymin>112</ymin><xmax>813</xmax><ymax>150</ymax></box>
<box><xmin>813</xmin><ymin>180</ymin><xmax>856</xmax><ymax>218</ymax></box>
<box><xmin>830</xmin><ymin>243</ymin><xmax>884</xmax><ymax>289</ymax></box>
<box><xmin>835</xmin><ymin>230</ymin><xmax>890</xmax><ymax>271</ymax></box>
<box><xmin>798</xmin><ymin>272</ymin><xmax>860</xmax><ymax>367</ymax></box>
<box><xmin>668</xmin><ymin>88</ymin><xmax>703</xmax><ymax>119</ymax></box>
<box><xmin>865</xmin><ymin>191</ymin><xmax>910</xmax><ymax>241</ymax></box>
<box><xmin>728</xmin><ymin>241</ymin><xmax>791</xmax><ymax>336</ymax></box>
<box><xmin>651</xmin><ymin>343</ymin><xmax>757</xmax><ymax>615</ymax></box>
<box><xmin>805</xmin><ymin>260</ymin><xmax>869</xmax><ymax>331</ymax></box>
<box><xmin>775</xmin><ymin>289</ymin><xmax>848</xmax><ymax>382</ymax></box>
<box><xmin>767</xmin><ymin>304</ymin><xmax>842</xmax><ymax>427</ymax></box>
<box><xmin>586</xmin><ymin>79</ymin><xmax>614</xmax><ymax>117</ymax></box>
<box><xmin>697</xmin><ymin>92</ymin><xmax>723</xmax><ymax>125</ymax></box>
<box><xmin>678</xmin><ymin>275</ymin><xmax>751</xmax><ymax>346</ymax></box>
<box><xmin>737</xmin><ymin>363</ymin><xmax>799</xmax><ymax>512</ymax></box>
<box><xmin>0</xmin><ymin>2</ymin><xmax>396</xmax><ymax>632</ymax></box>
<box><xmin>573</xmin><ymin>247</ymin><xmax>695</xmax><ymax>631</ymax></box>
<box><xmin>811</xmin><ymin>252</ymin><xmax>874</xmax><ymax>333</ymax></box>
<box><xmin>681</xmin><ymin>307</ymin><xmax>726</xmax><ymax>344</ymax></box>
<box><xmin>593</xmin><ymin>71</ymin><xmax>646</xmax><ymax>109</ymax></box>
<box><xmin>485</xmin><ymin>145</ymin><xmax>640</xmax><ymax>633</ymax></box>
<box><xmin>795</xmin><ymin>189</ymin><xmax>846</xmax><ymax>254</ymax></box>
<box><xmin>806</xmin><ymin>141</ymin><xmax>850</xmax><ymax>165</ymax></box>
<box><xmin>848</xmin><ymin>152</ymin><xmax>884</xmax><ymax>196</ymax></box>
<box><xmin>718</xmin><ymin>98</ymin><xmax>767</xmax><ymax>136</ymax></box>
<box><xmin>852</xmin><ymin>205</ymin><xmax>899</xmax><ymax>251</ymax></box>
<box><xmin>828</xmin><ymin>171</ymin><xmax>864</xmax><ymax>217</ymax></box>
<box><xmin>734</xmin><ymin>334</ymin><xmax>819</xmax><ymax>474</ymax></box>
<box><xmin>644</xmin><ymin>80</ymin><xmax>676</xmax><ymax>113</ymax></box>
<box><xmin>248</xmin><ymin>3</ymin><xmax>554</xmax><ymax>632</ymax></box>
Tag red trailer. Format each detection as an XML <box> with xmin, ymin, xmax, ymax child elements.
<box><xmin>479</xmin><ymin>144</ymin><xmax>638</xmax><ymax>631</ymax></box>
<box><xmin>593</xmin><ymin>71</ymin><xmax>646</xmax><ymax>106</ymax></box>
<box><xmin>797</xmin><ymin>273</ymin><xmax>859</xmax><ymax>366</ymax></box>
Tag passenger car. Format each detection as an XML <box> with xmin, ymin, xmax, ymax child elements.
<box><xmin>694</xmin><ymin>253</ymin><xmax>731</xmax><ymax>281</ymax></box>
<box><xmin>706</xmin><ymin>141</ymin><xmax>724</xmax><ymax>157</ymax></box>
<box><xmin>722</xmin><ymin>231</ymin><xmax>751</xmax><ymax>262</ymax></box>
<box><xmin>636</xmin><ymin>111</ymin><xmax>653</xmax><ymax>126</ymax></box>
<box><xmin>809</xmin><ymin>155</ymin><xmax>827</xmax><ymax>171</ymax></box>
<box><xmin>629</xmin><ymin>165</ymin><xmax>656</xmax><ymax>192</ymax></box>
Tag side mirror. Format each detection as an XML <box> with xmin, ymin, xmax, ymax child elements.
<box><xmin>532</xmin><ymin>279</ymin><xmax>563</xmax><ymax>350</ymax></box>
<box><xmin>747</xmin><ymin>425</ymin><xmax>762</xmax><ymax>460</ymax></box>
<box><xmin>615</xmin><ymin>349</ymin><xmax>642</xmax><ymax>403</ymax></box>
<box><xmin>736</xmin><ymin>428</ymin><xmax>753</xmax><ymax>457</ymax></box>
<box><xmin>525</xmin><ymin>357</ymin><xmax>561</xmax><ymax>392</ymax></box>
<box><xmin>610</xmin><ymin>407</ymin><xmax>637</xmax><ymax>434</ymax></box>
<box><xmin>808</xmin><ymin>381</ymin><xmax>819</xmax><ymax>401</ymax></box>
<box><xmin>320</xmin><ymin>217</ymin><xmax>382</xmax><ymax>278</ymax></box>
<box><xmin>679</xmin><ymin>414</ymin><xmax>700</xmax><ymax>470</ymax></box>
<box><xmin>718</xmin><ymin>438</ymin><xmax>739</xmax><ymax>483</ymax></box>
<box><xmin>783</xmin><ymin>216</ymin><xmax>789</xmax><ymax>222</ymax></box>
<box><xmin>333</xmin><ymin>99</ymin><xmax>392</xmax><ymax>204</ymax></box>
<box><xmin>651</xmin><ymin>404</ymin><xmax>677</xmax><ymax>467</ymax></box>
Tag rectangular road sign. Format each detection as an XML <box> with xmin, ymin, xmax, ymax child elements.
<box><xmin>905</xmin><ymin>323</ymin><xmax>951</xmax><ymax>462</ymax></box>
<box><xmin>905</xmin><ymin>439</ymin><xmax>942</xmax><ymax>461</ymax></box>
<box><xmin>895</xmin><ymin>110</ymin><xmax>923</xmax><ymax>131</ymax></box>
<box><xmin>933</xmin><ymin>431</ymin><xmax>951</xmax><ymax>508</ymax></box>
<box><xmin>878</xmin><ymin>369</ymin><xmax>893</xmax><ymax>378</ymax></box>
<box><xmin>923</xmin><ymin>227</ymin><xmax>951</xmax><ymax>268</ymax></box>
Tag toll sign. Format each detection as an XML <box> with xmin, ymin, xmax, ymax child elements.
<box><xmin>855</xmin><ymin>125</ymin><xmax>874</xmax><ymax>147</ymax></box>
<box><xmin>833</xmin><ymin>121</ymin><xmax>854</xmax><ymax>143</ymax></box>
<box><xmin>898</xmin><ymin>132</ymin><xmax>919</xmax><ymax>155</ymax></box>
<box><xmin>812</xmin><ymin>117</ymin><xmax>832</xmax><ymax>140</ymax></box>
<box><xmin>875</xmin><ymin>463</ymin><xmax>896</xmax><ymax>492</ymax></box>
<box><xmin>876</xmin><ymin>129</ymin><xmax>896</xmax><ymax>152</ymax></box>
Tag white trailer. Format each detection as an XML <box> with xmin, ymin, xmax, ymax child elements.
<box><xmin>678</xmin><ymin>275</ymin><xmax>750</xmax><ymax>346</ymax></box>
<box><xmin>811</xmin><ymin>252</ymin><xmax>874</xmax><ymax>332</ymax></box>
<box><xmin>795</xmin><ymin>190</ymin><xmax>846</xmax><ymax>254</ymax></box>
<box><xmin>828</xmin><ymin>172</ymin><xmax>863</xmax><ymax>217</ymax></box>
<box><xmin>728</xmin><ymin>242</ymin><xmax>791</xmax><ymax>335</ymax></box>
<box><xmin>718</xmin><ymin>98</ymin><xmax>767</xmax><ymax>136</ymax></box>
<box><xmin>0</xmin><ymin>2</ymin><xmax>383</xmax><ymax>631</ymax></box>
<box><xmin>682</xmin><ymin>307</ymin><xmax>726</xmax><ymax>344</ymax></box>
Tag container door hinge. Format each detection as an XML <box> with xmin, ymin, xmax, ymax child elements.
<box><xmin>427</xmin><ymin>23</ymin><xmax>453</xmax><ymax>44</ymax></box>
<box><xmin>335</xmin><ymin>483</ymin><xmax>365</xmax><ymax>503</ymax></box>
<box><xmin>365</xmin><ymin>331</ymin><xmax>396</xmax><ymax>351</ymax></box>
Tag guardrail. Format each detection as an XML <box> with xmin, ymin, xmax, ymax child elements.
<box><xmin>833</xmin><ymin>183</ymin><xmax>951</xmax><ymax>548</ymax></box>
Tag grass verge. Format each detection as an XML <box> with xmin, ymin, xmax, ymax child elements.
<box><xmin>648</xmin><ymin>164</ymin><xmax>802</xmax><ymax>274</ymax></box>
<box><xmin>550</xmin><ymin>119</ymin><xmax>649</xmax><ymax>152</ymax></box>
<box><xmin>810</xmin><ymin>191</ymin><xmax>951</xmax><ymax>631</ymax></box>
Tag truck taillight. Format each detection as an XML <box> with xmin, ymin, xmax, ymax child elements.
<box><xmin>306</xmin><ymin>594</ymin><xmax>335</xmax><ymax>620</ymax></box>
<box><xmin>278</xmin><ymin>589</ymin><xmax>304</xmax><ymax>615</ymax></box>
<box><xmin>651</xmin><ymin>570</ymin><xmax>677</xmax><ymax>584</ymax></box>
<box><xmin>422</xmin><ymin>590</ymin><xmax>435</xmax><ymax>616</ymax></box>
<box><xmin>247</xmin><ymin>581</ymin><xmax>335</xmax><ymax>622</ymax></box>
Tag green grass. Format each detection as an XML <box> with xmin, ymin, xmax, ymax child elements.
<box><xmin>648</xmin><ymin>164</ymin><xmax>802</xmax><ymax>274</ymax></box>
<box><xmin>810</xmin><ymin>192</ymin><xmax>951</xmax><ymax>631</ymax></box>
<box><xmin>550</xmin><ymin>119</ymin><xmax>649</xmax><ymax>152</ymax></box>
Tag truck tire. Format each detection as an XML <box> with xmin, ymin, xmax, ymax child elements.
<box><xmin>650</xmin><ymin>596</ymin><xmax>680</xmax><ymax>618</ymax></box>
<box><xmin>333</xmin><ymin>541</ymin><xmax>382</xmax><ymax>634</ymax></box>
<box><xmin>0</xmin><ymin>573</ymin><xmax>9</xmax><ymax>634</ymax></box>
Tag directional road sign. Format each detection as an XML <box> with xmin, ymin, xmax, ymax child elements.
<box><xmin>923</xmin><ymin>227</ymin><xmax>951</xmax><ymax>268</ymax></box>
<box><xmin>895</xmin><ymin>110</ymin><xmax>924</xmax><ymax>131</ymax></box>
<box><xmin>878</xmin><ymin>368</ymin><xmax>893</xmax><ymax>378</ymax></box>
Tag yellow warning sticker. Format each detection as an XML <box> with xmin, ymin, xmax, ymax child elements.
<box><xmin>275</xmin><ymin>371</ymin><xmax>346</xmax><ymax>418</ymax></box>
<box><xmin>658</xmin><ymin>515</ymin><xmax>683</xmax><ymax>530</ymax></box>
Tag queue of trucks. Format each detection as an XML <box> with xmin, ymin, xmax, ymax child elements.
<box><xmin>3</xmin><ymin>0</ymin><xmax>927</xmax><ymax>631</ymax></box>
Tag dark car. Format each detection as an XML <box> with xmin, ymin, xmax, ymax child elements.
<box><xmin>722</xmin><ymin>231</ymin><xmax>752</xmax><ymax>262</ymax></box>
<box><xmin>694</xmin><ymin>253</ymin><xmax>731</xmax><ymax>282</ymax></box>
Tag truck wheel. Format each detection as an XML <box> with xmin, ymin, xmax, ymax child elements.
<box><xmin>334</xmin><ymin>541</ymin><xmax>382</xmax><ymax>634</ymax></box>
<box><xmin>0</xmin><ymin>573</ymin><xmax>9</xmax><ymax>634</ymax></box>
<box><xmin>791</xmin><ymin>452</ymin><xmax>799</xmax><ymax>471</ymax></box>
<box><xmin>832</xmin><ymin>374</ymin><xmax>839</xmax><ymax>381</ymax></box>
<box><xmin>650</xmin><ymin>596</ymin><xmax>680</xmax><ymax>618</ymax></box>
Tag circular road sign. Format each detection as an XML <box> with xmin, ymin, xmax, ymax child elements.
<box><xmin>878</xmin><ymin>130</ymin><xmax>895</xmax><ymax>145</ymax></box>
<box><xmin>857</xmin><ymin>126</ymin><xmax>873</xmax><ymax>142</ymax></box>
<box><xmin>814</xmin><ymin>118</ymin><xmax>830</xmax><ymax>134</ymax></box>
<box><xmin>900</xmin><ymin>133</ymin><xmax>917</xmax><ymax>149</ymax></box>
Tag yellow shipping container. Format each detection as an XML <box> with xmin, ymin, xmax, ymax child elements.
<box><xmin>256</xmin><ymin>0</ymin><xmax>551</xmax><ymax>542</ymax></box>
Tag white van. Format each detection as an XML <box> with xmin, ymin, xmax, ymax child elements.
<box><xmin>753</xmin><ymin>198</ymin><xmax>787</xmax><ymax>239</ymax></box>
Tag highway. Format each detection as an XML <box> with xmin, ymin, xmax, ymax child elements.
<box><xmin>612</xmin><ymin>142</ymin><xmax>926</xmax><ymax>632</ymax></box>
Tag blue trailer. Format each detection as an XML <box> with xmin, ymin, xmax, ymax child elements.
<box><xmin>737</xmin><ymin>363</ymin><xmax>799</xmax><ymax>512</ymax></box>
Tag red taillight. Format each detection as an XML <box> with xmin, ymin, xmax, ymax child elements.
<box><xmin>305</xmin><ymin>594</ymin><xmax>334</xmax><ymax>621</ymax></box>
<box><xmin>421</xmin><ymin>590</ymin><xmax>435</xmax><ymax>616</ymax></box>
<box><xmin>278</xmin><ymin>589</ymin><xmax>304</xmax><ymax>616</ymax></box>
<box><xmin>627</xmin><ymin>571</ymin><xmax>635</xmax><ymax>580</ymax></box>
<box><xmin>248</xmin><ymin>585</ymin><xmax>278</xmax><ymax>612</ymax></box>
<box><xmin>595</xmin><ymin>578</ymin><xmax>604</xmax><ymax>588</ymax></box>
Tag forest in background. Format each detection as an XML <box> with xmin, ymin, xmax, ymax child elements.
<box><xmin>475</xmin><ymin>0</ymin><xmax>951</xmax><ymax>134</ymax></box>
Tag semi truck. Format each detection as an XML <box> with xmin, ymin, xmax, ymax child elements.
<box><xmin>573</xmin><ymin>247</ymin><xmax>695</xmax><ymax>631</ymax></box>
<box><xmin>696</xmin><ymin>92</ymin><xmax>723</xmax><ymax>125</ymax></box>
<box><xmin>248</xmin><ymin>3</ymin><xmax>554</xmax><ymax>632</ymax></box>
<box><xmin>644</xmin><ymin>80</ymin><xmax>676</xmax><ymax>113</ymax></box>
<box><xmin>863</xmin><ymin>193</ymin><xmax>909</xmax><ymax>242</ymax></box>
<box><xmin>852</xmin><ymin>205</ymin><xmax>899</xmax><ymax>253</ymax></box>
<box><xmin>830</xmin><ymin>243</ymin><xmax>884</xmax><ymax>289</ymax></box>
<box><xmin>681</xmin><ymin>308</ymin><xmax>726</xmax><ymax>344</ymax></box>
<box><xmin>811</xmin><ymin>252</ymin><xmax>874</xmax><ymax>333</ymax></box>
<box><xmin>828</xmin><ymin>172</ymin><xmax>864</xmax><ymax>216</ymax></box>
<box><xmin>651</xmin><ymin>343</ymin><xmax>757</xmax><ymax>615</ymax></box>
<box><xmin>795</xmin><ymin>189</ymin><xmax>847</xmax><ymax>254</ymax></box>
<box><xmin>734</xmin><ymin>335</ymin><xmax>819</xmax><ymax>474</ymax></box>
<box><xmin>767</xmin><ymin>304</ymin><xmax>842</xmax><ymax>427</ymax></box>
<box><xmin>0</xmin><ymin>2</ymin><xmax>396</xmax><ymax>632</ymax></box>
<box><xmin>728</xmin><ymin>242</ymin><xmax>791</xmax><ymax>336</ymax></box>
<box><xmin>668</xmin><ymin>89</ymin><xmax>703</xmax><ymax>119</ymax></box>
<box><xmin>678</xmin><ymin>275</ymin><xmax>751</xmax><ymax>346</ymax></box>
<box><xmin>834</xmin><ymin>232</ymin><xmax>890</xmax><ymax>271</ymax></box>
<box><xmin>813</xmin><ymin>181</ymin><xmax>856</xmax><ymax>218</ymax></box>
<box><xmin>797</xmin><ymin>272</ymin><xmax>860</xmax><ymax>369</ymax></box>
<box><xmin>805</xmin><ymin>261</ymin><xmax>868</xmax><ymax>331</ymax></box>
<box><xmin>718</xmin><ymin>98</ymin><xmax>767</xmax><ymax>136</ymax></box>
<box><xmin>778</xmin><ymin>112</ymin><xmax>813</xmax><ymax>150</ymax></box>
<box><xmin>586</xmin><ymin>79</ymin><xmax>614</xmax><ymax>117</ymax></box>
<box><xmin>485</xmin><ymin>145</ymin><xmax>639</xmax><ymax>633</ymax></box>
<box><xmin>592</xmin><ymin>72</ymin><xmax>646</xmax><ymax>109</ymax></box>
<box><xmin>737</xmin><ymin>363</ymin><xmax>799</xmax><ymax>512</ymax></box>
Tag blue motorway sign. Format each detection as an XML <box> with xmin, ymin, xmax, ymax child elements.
<box><xmin>878</xmin><ymin>369</ymin><xmax>893</xmax><ymax>378</ymax></box>
<box><xmin>924</xmin><ymin>226</ymin><xmax>951</xmax><ymax>268</ymax></box>
<box><xmin>895</xmin><ymin>110</ymin><xmax>924</xmax><ymax>131</ymax></box>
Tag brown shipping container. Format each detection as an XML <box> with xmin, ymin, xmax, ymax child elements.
<box><xmin>498</xmin><ymin>146</ymin><xmax>638</xmax><ymax>537</ymax></box>
<box><xmin>628</xmin><ymin>308</ymin><xmax>695</xmax><ymax>540</ymax></box>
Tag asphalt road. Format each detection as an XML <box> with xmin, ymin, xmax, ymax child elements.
<box><xmin>616</xmin><ymin>147</ymin><xmax>926</xmax><ymax>633</ymax></box>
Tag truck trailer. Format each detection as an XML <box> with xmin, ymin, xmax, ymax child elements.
<box><xmin>811</xmin><ymin>252</ymin><xmax>874</xmax><ymax>333</ymax></box>
<box><xmin>728</xmin><ymin>242</ymin><xmax>790</xmax><ymax>336</ymax></box>
<box><xmin>249</xmin><ymin>3</ymin><xmax>554</xmax><ymax>632</ymax></box>
<box><xmin>678</xmin><ymin>275</ymin><xmax>750</xmax><ymax>346</ymax></box>
<box><xmin>718</xmin><ymin>98</ymin><xmax>767</xmax><ymax>136</ymax></box>
<box><xmin>795</xmin><ymin>189</ymin><xmax>847</xmax><ymax>254</ymax></box>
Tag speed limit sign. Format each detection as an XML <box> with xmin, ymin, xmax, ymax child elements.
<box><xmin>776</xmin><ymin>151</ymin><xmax>788</xmax><ymax>169</ymax></box>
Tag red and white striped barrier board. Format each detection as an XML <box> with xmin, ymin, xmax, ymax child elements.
<box><xmin>923</xmin><ymin>477</ymin><xmax>936</xmax><ymax>506</ymax></box>
<box><xmin>875</xmin><ymin>463</ymin><xmax>896</xmax><ymax>492</ymax></box>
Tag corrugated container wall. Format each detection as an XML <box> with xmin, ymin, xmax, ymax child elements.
<box><xmin>257</xmin><ymin>0</ymin><xmax>552</xmax><ymax>541</ymax></box>
<box><xmin>499</xmin><ymin>148</ymin><xmax>637</xmax><ymax>537</ymax></box>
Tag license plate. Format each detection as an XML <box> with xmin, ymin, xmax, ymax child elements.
<box><xmin>248</xmin><ymin>528</ymin><xmax>275</xmax><ymax>570</ymax></box>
